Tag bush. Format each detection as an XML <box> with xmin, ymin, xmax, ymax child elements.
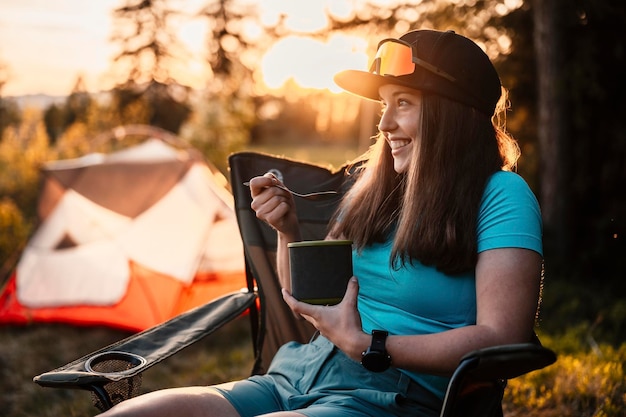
<box><xmin>505</xmin><ymin>335</ymin><xmax>626</xmax><ymax>417</ymax></box>
<box><xmin>0</xmin><ymin>198</ymin><xmax>31</xmax><ymax>277</ymax></box>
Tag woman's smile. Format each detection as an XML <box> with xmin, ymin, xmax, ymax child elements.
<box><xmin>388</xmin><ymin>138</ymin><xmax>412</xmax><ymax>152</ymax></box>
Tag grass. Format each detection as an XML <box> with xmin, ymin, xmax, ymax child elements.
<box><xmin>503</xmin><ymin>332</ymin><xmax>626</xmax><ymax>417</ymax></box>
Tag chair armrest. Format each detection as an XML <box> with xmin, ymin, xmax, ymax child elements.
<box><xmin>459</xmin><ymin>342</ymin><xmax>557</xmax><ymax>381</ymax></box>
<box><xmin>440</xmin><ymin>343</ymin><xmax>557</xmax><ymax>417</ymax></box>
<box><xmin>33</xmin><ymin>290</ymin><xmax>257</xmax><ymax>410</ymax></box>
<box><xmin>34</xmin><ymin>371</ymin><xmax>113</xmax><ymax>388</ymax></box>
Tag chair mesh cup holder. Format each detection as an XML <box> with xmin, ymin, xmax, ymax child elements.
<box><xmin>84</xmin><ymin>351</ymin><xmax>148</xmax><ymax>410</ymax></box>
<box><xmin>85</xmin><ymin>351</ymin><xmax>147</xmax><ymax>377</ymax></box>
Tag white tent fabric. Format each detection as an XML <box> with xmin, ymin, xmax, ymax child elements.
<box><xmin>28</xmin><ymin>190</ymin><xmax>131</xmax><ymax>247</ymax></box>
<box><xmin>119</xmin><ymin>164</ymin><xmax>216</xmax><ymax>283</ymax></box>
<box><xmin>17</xmin><ymin>241</ymin><xmax>130</xmax><ymax>307</ymax></box>
<box><xmin>15</xmin><ymin>139</ymin><xmax>244</xmax><ymax>309</ymax></box>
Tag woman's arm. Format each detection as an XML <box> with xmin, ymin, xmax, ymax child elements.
<box><xmin>249</xmin><ymin>175</ymin><xmax>302</xmax><ymax>291</ymax></box>
<box><xmin>383</xmin><ymin>247</ymin><xmax>542</xmax><ymax>375</ymax></box>
<box><xmin>275</xmin><ymin>232</ymin><xmax>300</xmax><ymax>291</ymax></box>
<box><xmin>283</xmin><ymin>247</ymin><xmax>542</xmax><ymax>376</ymax></box>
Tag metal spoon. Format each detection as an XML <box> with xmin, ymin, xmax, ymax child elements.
<box><xmin>243</xmin><ymin>181</ymin><xmax>338</xmax><ymax>201</ymax></box>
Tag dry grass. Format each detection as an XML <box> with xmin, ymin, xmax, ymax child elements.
<box><xmin>503</xmin><ymin>343</ymin><xmax>626</xmax><ymax>417</ymax></box>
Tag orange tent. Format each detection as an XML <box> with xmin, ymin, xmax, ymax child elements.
<box><xmin>0</xmin><ymin>138</ymin><xmax>245</xmax><ymax>331</ymax></box>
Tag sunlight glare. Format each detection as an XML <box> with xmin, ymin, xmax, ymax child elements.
<box><xmin>504</xmin><ymin>0</ymin><xmax>524</xmax><ymax>11</ymax></box>
<box><xmin>326</xmin><ymin>0</ymin><xmax>355</xmax><ymax>20</ymax></box>
<box><xmin>178</xmin><ymin>19</ymin><xmax>207</xmax><ymax>56</ymax></box>
<box><xmin>259</xmin><ymin>0</ymin><xmax>328</xmax><ymax>32</ymax></box>
<box><xmin>496</xmin><ymin>34</ymin><xmax>512</xmax><ymax>54</ymax></box>
<box><xmin>261</xmin><ymin>34</ymin><xmax>368</xmax><ymax>93</ymax></box>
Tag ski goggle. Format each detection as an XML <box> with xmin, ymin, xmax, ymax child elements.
<box><xmin>369</xmin><ymin>38</ymin><xmax>456</xmax><ymax>83</ymax></box>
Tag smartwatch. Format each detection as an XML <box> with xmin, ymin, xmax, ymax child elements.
<box><xmin>361</xmin><ymin>330</ymin><xmax>392</xmax><ymax>372</ymax></box>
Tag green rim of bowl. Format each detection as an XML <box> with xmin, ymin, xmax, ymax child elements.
<box><xmin>288</xmin><ymin>240</ymin><xmax>352</xmax><ymax>248</ymax></box>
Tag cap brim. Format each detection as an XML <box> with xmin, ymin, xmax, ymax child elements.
<box><xmin>333</xmin><ymin>70</ymin><xmax>389</xmax><ymax>101</ymax></box>
<box><xmin>334</xmin><ymin>70</ymin><xmax>422</xmax><ymax>102</ymax></box>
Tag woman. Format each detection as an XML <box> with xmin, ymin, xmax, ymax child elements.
<box><xmin>99</xmin><ymin>29</ymin><xmax>543</xmax><ymax>417</ymax></box>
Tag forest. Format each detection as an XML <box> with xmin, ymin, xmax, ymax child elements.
<box><xmin>0</xmin><ymin>0</ymin><xmax>625</xmax><ymax>415</ymax></box>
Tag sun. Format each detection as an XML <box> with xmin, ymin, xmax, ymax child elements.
<box><xmin>259</xmin><ymin>34</ymin><xmax>369</xmax><ymax>94</ymax></box>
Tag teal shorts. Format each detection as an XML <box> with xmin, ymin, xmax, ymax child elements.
<box><xmin>214</xmin><ymin>335</ymin><xmax>442</xmax><ymax>417</ymax></box>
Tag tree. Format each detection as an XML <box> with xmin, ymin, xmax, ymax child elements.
<box><xmin>42</xmin><ymin>76</ymin><xmax>92</xmax><ymax>144</ymax></box>
<box><xmin>531</xmin><ymin>0</ymin><xmax>626</xmax><ymax>284</ymax></box>
<box><xmin>181</xmin><ymin>0</ymin><xmax>265</xmax><ymax>167</ymax></box>
<box><xmin>64</xmin><ymin>76</ymin><xmax>92</xmax><ymax>128</ymax></box>
<box><xmin>200</xmin><ymin>0</ymin><xmax>255</xmax><ymax>80</ymax></box>
<box><xmin>532</xmin><ymin>0</ymin><xmax>570</xmax><ymax>271</ymax></box>
<box><xmin>111</xmin><ymin>0</ymin><xmax>185</xmax><ymax>85</ymax></box>
<box><xmin>0</xmin><ymin>198</ymin><xmax>30</xmax><ymax>279</ymax></box>
<box><xmin>0</xmin><ymin>109</ymin><xmax>52</xmax><ymax>277</ymax></box>
<box><xmin>110</xmin><ymin>0</ymin><xmax>192</xmax><ymax>133</ymax></box>
<box><xmin>42</xmin><ymin>104</ymin><xmax>65</xmax><ymax>144</ymax></box>
<box><xmin>0</xmin><ymin>60</ymin><xmax>21</xmax><ymax>140</ymax></box>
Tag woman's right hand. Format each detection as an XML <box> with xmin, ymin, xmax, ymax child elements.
<box><xmin>249</xmin><ymin>174</ymin><xmax>299</xmax><ymax>238</ymax></box>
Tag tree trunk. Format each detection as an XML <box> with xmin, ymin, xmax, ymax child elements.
<box><xmin>532</xmin><ymin>0</ymin><xmax>569</xmax><ymax>265</ymax></box>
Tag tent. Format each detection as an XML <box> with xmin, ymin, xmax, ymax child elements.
<box><xmin>0</xmin><ymin>138</ymin><xmax>246</xmax><ymax>331</ymax></box>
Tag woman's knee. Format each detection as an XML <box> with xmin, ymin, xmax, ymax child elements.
<box><xmin>97</xmin><ymin>386</ymin><xmax>240</xmax><ymax>417</ymax></box>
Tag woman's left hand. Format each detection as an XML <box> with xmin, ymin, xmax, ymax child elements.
<box><xmin>282</xmin><ymin>277</ymin><xmax>365</xmax><ymax>361</ymax></box>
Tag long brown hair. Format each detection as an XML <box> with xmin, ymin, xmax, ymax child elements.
<box><xmin>330</xmin><ymin>89</ymin><xmax>519</xmax><ymax>275</ymax></box>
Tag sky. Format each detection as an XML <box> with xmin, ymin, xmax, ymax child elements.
<box><xmin>0</xmin><ymin>0</ymin><xmax>372</xmax><ymax>97</ymax></box>
<box><xmin>0</xmin><ymin>0</ymin><xmax>121</xmax><ymax>96</ymax></box>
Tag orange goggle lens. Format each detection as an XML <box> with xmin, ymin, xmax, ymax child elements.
<box><xmin>370</xmin><ymin>39</ymin><xmax>415</xmax><ymax>77</ymax></box>
<box><xmin>369</xmin><ymin>38</ymin><xmax>457</xmax><ymax>83</ymax></box>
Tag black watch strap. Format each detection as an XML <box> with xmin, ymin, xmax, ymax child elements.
<box><xmin>361</xmin><ymin>330</ymin><xmax>391</xmax><ymax>372</ymax></box>
<box><xmin>370</xmin><ymin>330</ymin><xmax>388</xmax><ymax>351</ymax></box>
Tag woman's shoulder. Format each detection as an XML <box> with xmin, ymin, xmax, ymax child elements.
<box><xmin>484</xmin><ymin>170</ymin><xmax>536</xmax><ymax>198</ymax></box>
<box><xmin>478</xmin><ymin>171</ymin><xmax>543</xmax><ymax>255</ymax></box>
<box><xmin>486</xmin><ymin>170</ymin><xmax>529</xmax><ymax>188</ymax></box>
<box><xmin>481</xmin><ymin>170</ymin><xmax>540</xmax><ymax>210</ymax></box>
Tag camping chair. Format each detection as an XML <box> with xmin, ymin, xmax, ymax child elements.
<box><xmin>34</xmin><ymin>151</ymin><xmax>556</xmax><ymax>416</ymax></box>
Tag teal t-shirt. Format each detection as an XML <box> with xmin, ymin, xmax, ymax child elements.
<box><xmin>353</xmin><ymin>171</ymin><xmax>543</xmax><ymax>399</ymax></box>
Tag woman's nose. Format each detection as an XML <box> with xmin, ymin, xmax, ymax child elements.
<box><xmin>378</xmin><ymin>107</ymin><xmax>396</xmax><ymax>134</ymax></box>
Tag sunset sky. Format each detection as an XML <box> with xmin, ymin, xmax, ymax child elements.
<box><xmin>0</xmin><ymin>0</ymin><xmax>375</xmax><ymax>97</ymax></box>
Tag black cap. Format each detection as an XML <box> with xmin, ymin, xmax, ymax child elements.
<box><xmin>334</xmin><ymin>30</ymin><xmax>502</xmax><ymax>115</ymax></box>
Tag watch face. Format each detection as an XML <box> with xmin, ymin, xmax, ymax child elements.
<box><xmin>361</xmin><ymin>351</ymin><xmax>391</xmax><ymax>372</ymax></box>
